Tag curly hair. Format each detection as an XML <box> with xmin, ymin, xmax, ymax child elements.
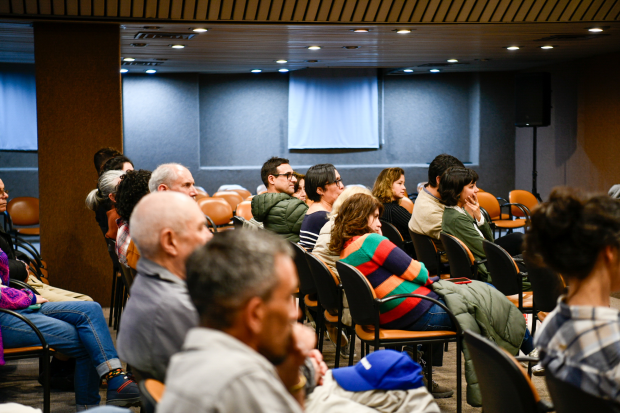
<box><xmin>438</xmin><ymin>167</ymin><xmax>479</xmax><ymax>207</ymax></box>
<box><xmin>115</xmin><ymin>169</ymin><xmax>152</xmax><ymax>222</ymax></box>
<box><xmin>372</xmin><ymin>167</ymin><xmax>405</xmax><ymax>203</ymax></box>
<box><xmin>329</xmin><ymin>193</ymin><xmax>383</xmax><ymax>253</ymax></box>
<box><xmin>524</xmin><ymin>187</ymin><xmax>620</xmax><ymax>281</ymax></box>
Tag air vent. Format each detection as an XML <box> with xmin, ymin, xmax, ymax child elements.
<box><xmin>121</xmin><ymin>61</ymin><xmax>164</xmax><ymax>66</ymax></box>
<box><xmin>416</xmin><ymin>62</ymin><xmax>469</xmax><ymax>67</ymax></box>
<box><xmin>535</xmin><ymin>34</ymin><xmax>610</xmax><ymax>42</ymax></box>
<box><xmin>135</xmin><ymin>32</ymin><xmax>196</xmax><ymax>40</ymax></box>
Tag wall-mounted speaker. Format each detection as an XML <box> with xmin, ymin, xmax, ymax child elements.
<box><xmin>515</xmin><ymin>73</ymin><xmax>551</xmax><ymax>127</ymax></box>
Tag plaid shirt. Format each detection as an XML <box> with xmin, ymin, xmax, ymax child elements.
<box><xmin>115</xmin><ymin>218</ymin><xmax>131</xmax><ymax>266</ymax></box>
<box><xmin>535</xmin><ymin>296</ymin><xmax>620</xmax><ymax>401</ymax></box>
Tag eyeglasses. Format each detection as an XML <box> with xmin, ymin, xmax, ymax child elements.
<box><xmin>273</xmin><ymin>172</ymin><xmax>295</xmax><ymax>181</ymax></box>
<box><xmin>0</xmin><ymin>188</ymin><xmax>8</xmax><ymax>197</ymax></box>
<box><xmin>330</xmin><ymin>178</ymin><xmax>344</xmax><ymax>187</ymax></box>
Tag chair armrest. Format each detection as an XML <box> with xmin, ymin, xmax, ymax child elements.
<box><xmin>513</xmin><ymin>258</ymin><xmax>524</xmax><ymax>263</ymax></box>
<box><xmin>496</xmin><ymin>197</ymin><xmax>509</xmax><ymax>205</ymax></box>
<box><xmin>480</xmin><ymin>207</ymin><xmax>492</xmax><ymax>224</ymax></box>
<box><xmin>9</xmin><ymin>279</ymin><xmax>38</xmax><ymax>294</ymax></box>
<box><xmin>204</xmin><ymin>215</ymin><xmax>218</xmax><ymax>233</ymax></box>
<box><xmin>501</xmin><ymin>203</ymin><xmax>532</xmax><ymax>220</ymax></box>
<box><xmin>0</xmin><ymin>308</ymin><xmax>50</xmax><ymax>349</ymax></box>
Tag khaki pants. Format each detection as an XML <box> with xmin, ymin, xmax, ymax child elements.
<box><xmin>27</xmin><ymin>274</ymin><xmax>93</xmax><ymax>302</ymax></box>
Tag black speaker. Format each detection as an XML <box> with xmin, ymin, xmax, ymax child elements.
<box><xmin>515</xmin><ymin>73</ymin><xmax>551</xmax><ymax>127</ymax></box>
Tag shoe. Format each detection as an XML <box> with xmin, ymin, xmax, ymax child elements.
<box><xmin>532</xmin><ymin>364</ymin><xmax>546</xmax><ymax>376</ymax></box>
<box><xmin>106</xmin><ymin>374</ymin><xmax>141</xmax><ymax>407</ymax></box>
<box><xmin>324</xmin><ymin>325</ymin><xmax>356</xmax><ymax>358</ymax></box>
<box><xmin>422</xmin><ymin>377</ymin><xmax>454</xmax><ymax>398</ymax></box>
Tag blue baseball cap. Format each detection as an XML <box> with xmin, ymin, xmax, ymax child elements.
<box><xmin>331</xmin><ymin>349</ymin><xmax>425</xmax><ymax>392</ymax></box>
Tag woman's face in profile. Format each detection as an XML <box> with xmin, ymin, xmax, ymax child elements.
<box><xmin>293</xmin><ymin>179</ymin><xmax>307</xmax><ymax>202</ymax></box>
<box><xmin>367</xmin><ymin>207</ymin><xmax>382</xmax><ymax>235</ymax></box>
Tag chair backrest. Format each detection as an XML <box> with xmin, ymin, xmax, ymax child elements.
<box><xmin>290</xmin><ymin>242</ymin><xmax>316</xmax><ymax>297</ymax></box>
<box><xmin>236</xmin><ymin>200</ymin><xmax>253</xmax><ymax>220</ymax></box>
<box><xmin>194</xmin><ymin>187</ymin><xmax>208</xmax><ymax>196</ymax></box>
<box><xmin>231</xmin><ymin>188</ymin><xmax>252</xmax><ymax>199</ymax></box>
<box><xmin>440</xmin><ymin>232</ymin><xmax>475</xmax><ymax>279</ymax></box>
<box><xmin>336</xmin><ymin>261</ymin><xmax>378</xmax><ymax>327</ymax></box>
<box><xmin>509</xmin><ymin>190</ymin><xmax>538</xmax><ymax>218</ymax></box>
<box><xmin>464</xmin><ymin>330</ymin><xmax>543</xmax><ymax>413</ymax></box>
<box><xmin>482</xmin><ymin>240</ymin><xmax>521</xmax><ymax>296</ymax></box>
<box><xmin>477</xmin><ymin>192</ymin><xmax>502</xmax><ymax>220</ymax></box>
<box><xmin>306</xmin><ymin>253</ymin><xmax>341</xmax><ymax>314</ymax></box>
<box><xmin>410</xmin><ymin>230</ymin><xmax>440</xmax><ymax>275</ymax></box>
<box><xmin>546</xmin><ymin>370</ymin><xmax>619</xmax><ymax>413</ymax></box>
<box><xmin>194</xmin><ymin>193</ymin><xmax>209</xmax><ymax>202</ymax></box>
<box><xmin>380</xmin><ymin>220</ymin><xmax>404</xmax><ymax>250</ymax></box>
<box><xmin>139</xmin><ymin>379</ymin><xmax>166</xmax><ymax>413</ymax></box>
<box><xmin>212</xmin><ymin>191</ymin><xmax>244</xmax><ymax>211</ymax></box>
<box><xmin>400</xmin><ymin>197</ymin><xmax>414</xmax><ymax>214</ymax></box>
<box><xmin>198</xmin><ymin>198</ymin><xmax>233</xmax><ymax>226</ymax></box>
<box><xmin>524</xmin><ymin>256</ymin><xmax>565</xmax><ymax>312</ymax></box>
<box><xmin>105</xmin><ymin>238</ymin><xmax>121</xmax><ymax>272</ymax></box>
<box><xmin>7</xmin><ymin>197</ymin><xmax>39</xmax><ymax>226</ymax></box>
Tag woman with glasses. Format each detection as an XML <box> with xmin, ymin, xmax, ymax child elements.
<box><xmin>299</xmin><ymin>164</ymin><xmax>344</xmax><ymax>251</ymax></box>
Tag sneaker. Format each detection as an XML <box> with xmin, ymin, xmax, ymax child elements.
<box><xmin>532</xmin><ymin>364</ymin><xmax>546</xmax><ymax>376</ymax></box>
<box><xmin>106</xmin><ymin>374</ymin><xmax>141</xmax><ymax>407</ymax></box>
<box><xmin>422</xmin><ymin>377</ymin><xmax>454</xmax><ymax>398</ymax></box>
<box><xmin>325</xmin><ymin>325</ymin><xmax>356</xmax><ymax>358</ymax></box>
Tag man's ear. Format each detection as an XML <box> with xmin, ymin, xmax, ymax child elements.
<box><xmin>160</xmin><ymin>228</ymin><xmax>178</xmax><ymax>257</ymax></box>
<box><xmin>244</xmin><ymin>296</ymin><xmax>264</xmax><ymax>335</ymax></box>
<box><xmin>436</xmin><ymin>176</ymin><xmax>441</xmax><ymax>187</ymax></box>
<box><xmin>157</xmin><ymin>184</ymin><xmax>169</xmax><ymax>192</ymax></box>
<box><xmin>267</xmin><ymin>175</ymin><xmax>277</xmax><ymax>187</ymax></box>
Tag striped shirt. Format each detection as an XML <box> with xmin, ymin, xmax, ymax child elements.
<box><xmin>299</xmin><ymin>211</ymin><xmax>329</xmax><ymax>251</ymax></box>
<box><xmin>535</xmin><ymin>296</ymin><xmax>620</xmax><ymax>401</ymax></box>
<box><xmin>340</xmin><ymin>233</ymin><xmax>437</xmax><ymax>329</ymax></box>
<box><xmin>115</xmin><ymin>218</ymin><xmax>131</xmax><ymax>266</ymax></box>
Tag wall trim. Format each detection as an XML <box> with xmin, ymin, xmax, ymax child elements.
<box><xmin>0</xmin><ymin>167</ymin><xmax>38</xmax><ymax>171</ymax></box>
<box><xmin>200</xmin><ymin>162</ymin><xmax>478</xmax><ymax>171</ymax></box>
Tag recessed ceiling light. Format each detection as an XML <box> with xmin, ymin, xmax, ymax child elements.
<box><xmin>276</xmin><ymin>59</ymin><xmax>288</xmax><ymax>64</ymax></box>
<box><xmin>343</xmin><ymin>46</ymin><xmax>360</xmax><ymax>49</ymax></box>
<box><xmin>403</xmin><ymin>69</ymin><xmax>413</xmax><ymax>73</ymax></box>
<box><xmin>279</xmin><ymin>68</ymin><xmax>289</xmax><ymax>73</ymax></box>
<box><xmin>192</xmin><ymin>28</ymin><xmax>208</xmax><ymax>33</ymax></box>
<box><xmin>447</xmin><ymin>59</ymin><xmax>458</xmax><ymax>63</ymax></box>
<box><xmin>146</xmin><ymin>69</ymin><xmax>157</xmax><ymax>74</ymax></box>
<box><xmin>123</xmin><ymin>57</ymin><xmax>135</xmax><ymax>62</ymax></box>
<box><xmin>430</xmin><ymin>69</ymin><xmax>440</xmax><ymax>73</ymax></box>
<box><xmin>305</xmin><ymin>60</ymin><xmax>319</xmax><ymax>63</ymax></box>
<box><xmin>506</xmin><ymin>46</ymin><xmax>520</xmax><ymax>50</ymax></box>
<box><xmin>540</xmin><ymin>45</ymin><xmax>554</xmax><ymax>49</ymax></box>
<box><xmin>396</xmin><ymin>29</ymin><xmax>411</xmax><ymax>34</ymax></box>
<box><xmin>588</xmin><ymin>27</ymin><xmax>604</xmax><ymax>32</ymax></box>
<box><xmin>251</xmin><ymin>69</ymin><xmax>262</xmax><ymax>73</ymax></box>
<box><xmin>130</xmin><ymin>43</ymin><xmax>148</xmax><ymax>47</ymax></box>
<box><xmin>351</xmin><ymin>29</ymin><xmax>370</xmax><ymax>32</ymax></box>
<box><xmin>307</xmin><ymin>46</ymin><xmax>321</xmax><ymax>50</ymax></box>
<box><xmin>170</xmin><ymin>44</ymin><xmax>185</xmax><ymax>49</ymax></box>
<box><xmin>143</xmin><ymin>26</ymin><xmax>161</xmax><ymax>30</ymax></box>
<box><xmin>120</xmin><ymin>69</ymin><xmax>128</xmax><ymax>73</ymax></box>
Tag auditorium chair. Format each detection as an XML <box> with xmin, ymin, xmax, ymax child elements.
<box><xmin>400</xmin><ymin>197</ymin><xmax>414</xmax><ymax>214</ymax></box>
<box><xmin>477</xmin><ymin>192</ymin><xmax>529</xmax><ymax>237</ymax></box>
<box><xmin>235</xmin><ymin>200</ymin><xmax>253</xmax><ymax>220</ymax></box>
<box><xmin>212</xmin><ymin>191</ymin><xmax>244</xmax><ymax>212</ymax></box>
<box><xmin>440</xmin><ymin>232</ymin><xmax>486</xmax><ymax>280</ymax></box>
<box><xmin>290</xmin><ymin>242</ymin><xmax>321</xmax><ymax>342</ymax></box>
<box><xmin>509</xmin><ymin>190</ymin><xmax>538</xmax><ymax>220</ymax></box>
<box><xmin>198</xmin><ymin>198</ymin><xmax>234</xmax><ymax>232</ymax></box>
<box><xmin>546</xmin><ymin>370</ymin><xmax>619</xmax><ymax>413</ymax></box>
<box><xmin>139</xmin><ymin>379</ymin><xmax>166</xmax><ymax>413</ymax></box>
<box><xmin>7</xmin><ymin>196</ymin><xmax>40</xmax><ymax>237</ymax></box>
<box><xmin>231</xmin><ymin>188</ymin><xmax>251</xmax><ymax>199</ymax></box>
<box><xmin>409</xmin><ymin>230</ymin><xmax>449</xmax><ymax>278</ymax></box>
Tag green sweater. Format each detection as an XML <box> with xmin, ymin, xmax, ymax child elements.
<box><xmin>251</xmin><ymin>193</ymin><xmax>308</xmax><ymax>242</ymax></box>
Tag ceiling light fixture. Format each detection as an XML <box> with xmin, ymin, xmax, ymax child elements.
<box><xmin>308</xmin><ymin>46</ymin><xmax>321</xmax><ymax>50</ymax></box>
<box><xmin>351</xmin><ymin>29</ymin><xmax>370</xmax><ymax>32</ymax></box>
<box><xmin>170</xmin><ymin>44</ymin><xmax>185</xmax><ymax>49</ymax></box>
<box><xmin>396</xmin><ymin>29</ymin><xmax>411</xmax><ymax>34</ymax></box>
<box><xmin>430</xmin><ymin>69</ymin><xmax>440</xmax><ymax>73</ymax></box>
<box><xmin>343</xmin><ymin>46</ymin><xmax>360</xmax><ymax>49</ymax></box>
<box><xmin>192</xmin><ymin>28</ymin><xmax>208</xmax><ymax>32</ymax></box>
<box><xmin>251</xmin><ymin>69</ymin><xmax>262</xmax><ymax>73</ymax></box>
<box><xmin>588</xmin><ymin>27</ymin><xmax>604</xmax><ymax>32</ymax></box>
<box><xmin>403</xmin><ymin>69</ymin><xmax>413</xmax><ymax>73</ymax></box>
<box><xmin>447</xmin><ymin>59</ymin><xmax>458</xmax><ymax>63</ymax></box>
<box><xmin>276</xmin><ymin>59</ymin><xmax>288</xmax><ymax>64</ymax></box>
<box><xmin>120</xmin><ymin>69</ymin><xmax>128</xmax><ymax>73</ymax></box>
<box><xmin>506</xmin><ymin>46</ymin><xmax>520</xmax><ymax>50</ymax></box>
<box><xmin>279</xmin><ymin>68</ymin><xmax>289</xmax><ymax>73</ymax></box>
<box><xmin>123</xmin><ymin>57</ymin><xmax>135</xmax><ymax>62</ymax></box>
<box><xmin>130</xmin><ymin>43</ymin><xmax>148</xmax><ymax>47</ymax></box>
<box><xmin>540</xmin><ymin>45</ymin><xmax>554</xmax><ymax>49</ymax></box>
<box><xmin>146</xmin><ymin>69</ymin><xmax>157</xmax><ymax>74</ymax></box>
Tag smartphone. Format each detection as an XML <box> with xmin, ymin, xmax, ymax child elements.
<box><xmin>26</xmin><ymin>304</ymin><xmax>42</xmax><ymax>311</ymax></box>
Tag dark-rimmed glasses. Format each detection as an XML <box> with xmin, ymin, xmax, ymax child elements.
<box><xmin>272</xmin><ymin>172</ymin><xmax>295</xmax><ymax>181</ymax></box>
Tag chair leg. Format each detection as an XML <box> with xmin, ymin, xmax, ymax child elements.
<box><xmin>445</xmin><ymin>342</ymin><xmax>449</xmax><ymax>352</ymax></box>
<box><xmin>426</xmin><ymin>344</ymin><xmax>433</xmax><ymax>392</ymax></box>
<box><xmin>109</xmin><ymin>268</ymin><xmax>116</xmax><ymax>327</ymax></box>
<box><xmin>334</xmin><ymin>321</ymin><xmax>342</xmax><ymax>369</ymax></box>
<box><xmin>457</xmin><ymin>338</ymin><xmax>462</xmax><ymax>413</ymax></box>
<box><xmin>42</xmin><ymin>350</ymin><xmax>50</xmax><ymax>413</ymax></box>
<box><xmin>348</xmin><ymin>329</ymin><xmax>355</xmax><ymax>366</ymax></box>
<box><xmin>531</xmin><ymin>311</ymin><xmax>538</xmax><ymax>338</ymax></box>
<box><xmin>316</xmin><ymin>309</ymin><xmax>324</xmax><ymax>352</ymax></box>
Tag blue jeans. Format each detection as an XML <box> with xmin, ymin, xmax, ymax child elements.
<box><xmin>407</xmin><ymin>299</ymin><xmax>455</xmax><ymax>366</ymax></box>
<box><xmin>1</xmin><ymin>301</ymin><xmax>122</xmax><ymax>405</ymax></box>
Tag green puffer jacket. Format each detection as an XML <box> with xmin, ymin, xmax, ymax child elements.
<box><xmin>251</xmin><ymin>193</ymin><xmax>309</xmax><ymax>242</ymax></box>
<box><xmin>432</xmin><ymin>280</ymin><xmax>526</xmax><ymax>407</ymax></box>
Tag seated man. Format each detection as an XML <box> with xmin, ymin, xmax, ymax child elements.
<box><xmin>408</xmin><ymin>154</ymin><xmax>464</xmax><ymax>260</ymax></box>
<box><xmin>148</xmin><ymin>163</ymin><xmax>197</xmax><ymax>198</ymax></box>
<box><xmin>159</xmin><ymin>230</ymin><xmax>316</xmax><ymax>412</ymax></box>
<box><xmin>251</xmin><ymin>157</ymin><xmax>308</xmax><ymax>242</ymax></box>
<box><xmin>117</xmin><ymin>191</ymin><xmax>212</xmax><ymax>381</ymax></box>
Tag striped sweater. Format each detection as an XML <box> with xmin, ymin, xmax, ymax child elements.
<box><xmin>340</xmin><ymin>233</ymin><xmax>437</xmax><ymax>329</ymax></box>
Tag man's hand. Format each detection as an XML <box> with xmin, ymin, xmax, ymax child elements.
<box><xmin>308</xmin><ymin>349</ymin><xmax>328</xmax><ymax>386</ymax></box>
<box><xmin>35</xmin><ymin>295</ymin><xmax>49</xmax><ymax>304</ymax></box>
<box><xmin>276</xmin><ymin>323</ymin><xmax>316</xmax><ymax>389</ymax></box>
<box><xmin>464</xmin><ymin>193</ymin><xmax>482</xmax><ymax>222</ymax></box>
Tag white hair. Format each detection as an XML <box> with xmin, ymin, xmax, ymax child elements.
<box><xmin>129</xmin><ymin>191</ymin><xmax>199</xmax><ymax>259</ymax></box>
<box><xmin>329</xmin><ymin>186</ymin><xmax>373</xmax><ymax>218</ymax></box>
<box><xmin>85</xmin><ymin>170</ymin><xmax>125</xmax><ymax>211</ymax></box>
<box><xmin>148</xmin><ymin>163</ymin><xmax>188</xmax><ymax>193</ymax></box>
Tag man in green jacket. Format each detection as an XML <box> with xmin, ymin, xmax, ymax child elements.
<box><xmin>251</xmin><ymin>157</ymin><xmax>308</xmax><ymax>242</ymax></box>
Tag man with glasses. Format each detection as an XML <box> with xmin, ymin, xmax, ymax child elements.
<box><xmin>251</xmin><ymin>157</ymin><xmax>308</xmax><ymax>242</ymax></box>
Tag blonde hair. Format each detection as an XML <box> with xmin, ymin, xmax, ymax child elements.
<box><xmin>372</xmin><ymin>168</ymin><xmax>405</xmax><ymax>203</ymax></box>
<box><xmin>329</xmin><ymin>186</ymin><xmax>372</xmax><ymax>219</ymax></box>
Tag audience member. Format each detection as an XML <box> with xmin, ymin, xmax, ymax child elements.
<box><xmin>292</xmin><ymin>172</ymin><xmax>307</xmax><ymax>202</ymax></box>
<box><xmin>409</xmin><ymin>154</ymin><xmax>464</xmax><ymax>258</ymax></box>
<box><xmin>148</xmin><ymin>163</ymin><xmax>197</xmax><ymax>198</ymax></box>
<box><xmin>94</xmin><ymin>147</ymin><xmax>122</xmax><ymax>175</ymax></box>
<box><xmin>525</xmin><ymin>187</ymin><xmax>620</xmax><ymax>402</ymax></box>
<box><xmin>0</xmin><ymin>248</ymin><xmax>140</xmax><ymax>410</ymax></box>
<box><xmin>115</xmin><ymin>169</ymin><xmax>151</xmax><ymax>266</ymax></box>
<box><xmin>609</xmin><ymin>184</ymin><xmax>620</xmax><ymax>199</ymax></box>
<box><xmin>100</xmin><ymin>155</ymin><xmax>134</xmax><ymax>176</ymax></box>
<box><xmin>373</xmin><ymin>167</ymin><xmax>412</xmax><ymax>243</ymax></box>
<box><xmin>439</xmin><ymin>167</ymin><xmax>525</xmax><ymax>284</ymax></box>
<box><xmin>117</xmin><ymin>192</ymin><xmax>212</xmax><ymax>381</ymax></box>
<box><xmin>159</xmin><ymin>230</ymin><xmax>317</xmax><ymax>412</ymax></box>
<box><xmin>86</xmin><ymin>170</ymin><xmax>125</xmax><ymax>239</ymax></box>
<box><xmin>300</xmin><ymin>164</ymin><xmax>344</xmax><ymax>251</ymax></box>
<box><xmin>251</xmin><ymin>157</ymin><xmax>308</xmax><ymax>242</ymax></box>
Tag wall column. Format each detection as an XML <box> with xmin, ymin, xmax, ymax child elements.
<box><xmin>34</xmin><ymin>23</ymin><xmax>122</xmax><ymax>304</ymax></box>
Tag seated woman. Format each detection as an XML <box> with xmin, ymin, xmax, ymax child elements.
<box><xmin>85</xmin><ymin>170</ymin><xmax>125</xmax><ymax>240</ymax></box>
<box><xmin>93</xmin><ymin>155</ymin><xmax>134</xmax><ymax>237</ymax></box>
<box><xmin>439</xmin><ymin>167</ymin><xmax>525</xmax><ymax>283</ymax></box>
<box><xmin>292</xmin><ymin>172</ymin><xmax>307</xmax><ymax>202</ymax></box>
<box><xmin>372</xmin><ymin>167</ymin><xmax>411</xmax><ymax>241</ymax></box>
<box><xmin>299</xmin><ymin>164</ymin><xmax>344</xmax><ymax>251</ymax></box>
<box><xmin>115</xmin><ymin>169</ymin><xmax>151</xmax><ymax>266</ymax></box>
<box><xmin>0</xmin><ymin>249</ymin><xmax>139</xmax><ymax>411</ymax></box>
<box><xmin>525</xmin><ymin>188</ymin><xmax>620</xmax><ymax>402</ymax></box>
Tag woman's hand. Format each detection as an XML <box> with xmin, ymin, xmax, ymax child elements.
<box><xmin>464</xmin><ymin>193</ymin><xmax>482</xmax><ymax>221</ymax></box>
<box><xmin>308</xmin><ymin>349</ymin><xmax>328</xmax><ymax>386</ymax></box>
<box><xmin>35</xmin><ymin>295</ymin><xmax>49</xmax><ymax>304</ymax></box>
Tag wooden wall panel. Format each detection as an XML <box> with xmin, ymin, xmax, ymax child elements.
<box><xmin>364</xmin><ymin>0</ymin><xmax>383</xmax><ymax>20</ymax></box>
<box><xmin>10</xmin><ymin>0</ymin><xmax>24</xmax><ymax>14</ymax></box>
<box><xmin>25</xmin><ymin>0</ymin><xmax>38</xmax><ymax>14</ymax></box>
<box><xmin>183</xmin><ymin>0</ymin><xmax>197</xmax><ymax>19</ymax></box>
<box><xmin>456</xmin><ymin>0</ymin><xmax>476</xmax><ymax>20</ymax></box>
<box><xmin>170</xmin><ymin>0</ymin><xmax>184</xmax><ymax>18</ymax></box>
<box><xmin>605</xmin><ymin>0</ymin><xmax>620</xmax><ymax>18</ymax></box>
<box><xmin>93</xmin><ymin>0</ymin><xmax>106</xmax><ymax>15</ymax></box>
<box><xmin>33</xmin><ymin>22</ymin><xmax>122</xmax><ymax>305</ymax></box>
<box><xmin>144</xmin><ymin>0</ymin><xmax>158</xmax><ymax>17</ymax></box>
<box><xmin>328</xmin><ymin>0</ymin><xmax>346</xmax><ymax>20</ymax></box>
<box><xmin>422</xmin><ymin>0</ymin><xmax>442</xmax><ymax>20</ymax></box>
<box><xmin>582</xmin><ymin>0</ymin><xmax>604</xmax><ymax>18</ymax></box>
<box><xmin>195</xmin><ymin>0</ymin><xmax>209</xmax><ymax>19</ymax></box>
<box><xmin>80</xmin><ymin>0</ymin><xmax>92</xmax><ymax>15</ymax></box>
<box><xmin>480</xmin><ymin>0</ymin><xmax>500</xmax><ymax>21</ymax></box>
<box><xmin>52</xmin><ymin>0</ymin><xmax>64</xmax><ymax>14</ymax></box>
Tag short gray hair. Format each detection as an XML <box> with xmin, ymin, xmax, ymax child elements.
<box><xmin>148</xmin><ymin>163</ymin><xmax>187</xmax><ymax>193</ymax></box>
<box><xmin>85</xmin><ymin>170</ymin><xmax>125</xmax><ymax>211</ymax></box>
<box><xmin>186</xmin><ymin>230</ymin><xmax>293</xmax><ymax>329</ymax></box>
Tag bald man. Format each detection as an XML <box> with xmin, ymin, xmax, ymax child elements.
<box><xmin>117</xmin><ymin>191</ymin><xmax>212</xmax><ymax>381</ymax></box>
<box><xmin>148</xmin><ymin>163</ymin><xmax>197</xmax><ymax>198</ymax></box>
